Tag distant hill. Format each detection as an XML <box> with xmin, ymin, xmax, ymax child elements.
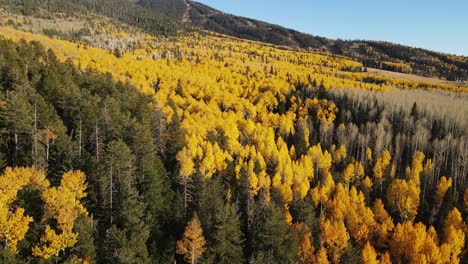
<box><xmin>0</xmin><ymin>0</ymin><xmax>466</xmax><ymax>80</ymax></box>
<box><xmin>138</xmin><ymin>0</ymin><xmax>467</xmax><ymax>81</ymax></box>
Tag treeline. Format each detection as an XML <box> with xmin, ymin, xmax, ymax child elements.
<box><xmin>187</xmin><ymin>1</ymin><xmax>467</xmax><ymax>81</ymax></box>
<box><xmin>335</xmin><ymin>40</ymin><xmax>468</xmax><ymax>81</ymax></box>
<box><xmin>1</xmin><ymin>0</ymin><xmax>466</xmax><ymax>81</ymax></box>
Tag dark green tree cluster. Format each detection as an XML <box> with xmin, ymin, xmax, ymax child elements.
<box><xmin>0</xmin><ymin>38</ymin><xmax>174</xmax><ymax>263</ymax></box>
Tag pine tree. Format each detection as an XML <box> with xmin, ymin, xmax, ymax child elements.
<box><xmin>252</xmin><ymin>201</ymin><xmax>299</xmax><ymax>263</ymax></box>
<box><xmin>70</xmin><ymin>214</ymin><xmax>96</xmax><ymax>262</ymax></box>
<box><xmin>105</xmin><ymin>183</ymin><xmax>150</xmax><ymax>264</ymax></box>
<box><xmin>210</xmin><ymin>192</ymin><xmax>244</xmax><ymax>263</ymax></box>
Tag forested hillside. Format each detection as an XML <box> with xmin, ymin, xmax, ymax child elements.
<box><xmin>0</xmin><ymin>1</ymin><xmax>466</xmax><ymax>264</ymax></box>
<box><xmin>160</xmin><ymin>0</ymin><xmax>468</xmax><ymax>81</ymax></box>
<box><xmin>1</xmin><ymin>0</ymin><xmax>467</xmax><ymax>81</ymax></box>
<box><xmin>0</xmin><ymin>0</ymin><xmax>184</xmax><ymax>36</ymax></box>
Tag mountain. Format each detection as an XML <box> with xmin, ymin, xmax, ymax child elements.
<box><xmin>138</xmin><ymin>0</ymin><xmax>468</xmax><ymax>81</ymax></box>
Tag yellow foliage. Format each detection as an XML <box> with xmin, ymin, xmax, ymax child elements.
<box><xmin>320</xmin><ymin>218</ymin><xmax>349</xmax><ymax>264</ymax></box>
<box><xmin>315</xmin><ymin>247</ymin><xmax>330</xmax><ymax>264</ymax></box>
<box><xmin>362</xmin><ymin>176</ymin><xmax>373</xmax><ymax>190</ymax></box>
<box><xmin>177</xmin><ymin>147</ymin><xmax>195</xmax><ymax>178</ymax></box>
<box><xmin>341</xmin><ymin>163</ymin><xmax>355</xmax><ymax>187</ymax></box>
<box><xmin>435</xmin><ymin>176</ymin><xmax>452</xmax><ymax>206</ymax></box>
<box><xmin>372</xmin><ymin>199</ymin><xmax>394</xmax><ymax>248</ymax></box>
<box><xmin>331</xmin><ymin>144</ymin><xmax>348</xmax><ymax>163</ymax></box>
<box><xmin>177</xmin><ymin>214</ymin><xmax>206</xmax><ymax>264</ymax></box>
<box><xmin>361</xmin><ymin>242</ymin><xmax>378</xmax><ymax>264</ymax></box>
<box><xmin>390</xmin><ymin>221</ymin><xmax>447</xmax><ymax>264</ymax></box>
<box><xmin>0</xmin><ymin>168</ymin><xmax>87</xmax><ymax>258</ymax></box>
<box><xmin>380</xmin><ymin>251</ymin><xmax>391</xmax><ymax>264</ymax></box>
<box><xmin>366</xmin><ymin>148</ymin><xmax>373</xmax><ymax>162</ymax></box>
<box><xmin>33</xmin><ymin>170</ymin><xmax>88</xmax><ymax>259</ymax></box>
<box><xmin>406</xmin><ymin>151</ymin><xmax>425</xmax><ymax>186</ymax></box>
<box><xmin>386</xmin><ymin>179</ymin><xmax>420</xmax><ymax>222</ymax></box>
<box><xmin>0</xmin><ymin>167</ymin><xmax>49</xmax><ymax>253</ymax></box>
<box><xmin>295</xmin><ymin>224</ymin><xmax>315</xmax><ymax>264</ymax></box>
<box><xmin>373</xmin><ymin>150</ymin><xmax>391</xmax><ymax>181</ymax></box>
<box><xmin>311</xmin><ymin>172</ymin><xmax>335</xmax><ymax>208</ymax></box>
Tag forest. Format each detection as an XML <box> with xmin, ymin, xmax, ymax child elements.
<box><xmin>0</xmin><ymin>1</ymin><xmax>467</xmax><ymax>264</ymax></box>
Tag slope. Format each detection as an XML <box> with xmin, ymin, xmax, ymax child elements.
<box><xmin>138</xmin><ymin>0</ymin><xmax>468</xmax><ymax>81</ymax></box>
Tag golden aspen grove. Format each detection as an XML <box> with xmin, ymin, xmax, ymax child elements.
<box><xmin>0</xmin><ymin>0</ymin><xmax>466</xmax><ymax>263</ymax></box>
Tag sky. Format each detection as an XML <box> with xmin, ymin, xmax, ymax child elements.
<box><xmin>196</xmin><ymin>0</ymin><xmax>468</xmax><ymax>56</ymax></box>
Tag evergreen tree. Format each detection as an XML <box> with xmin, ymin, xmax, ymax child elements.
<box><xmin>210</xmin><ymin>192</ymin><xmax>244</xmax><ymax>264</ymax></box>
<box><xmin>252</xmin><ymin>200</ymin><xmax>299</xmax><ymax>263</ymax></box>
<box><xmin>105</xmin><ymin>180</ymin><xmax>150</xmax><ymax>264</ymax></box>
<box><xmin>70</xmin><ymin>214</ymin><xmax>96</xmax><ymax>262</ymax></box>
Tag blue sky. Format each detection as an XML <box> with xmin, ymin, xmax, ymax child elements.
<box><xmin>196</xmin><ymin>0</ymin><xmax>468</xmax><ymax>56</ymax></box>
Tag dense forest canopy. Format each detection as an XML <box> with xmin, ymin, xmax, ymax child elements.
<box><xmin>0</xmin><ymin>1</ymin><xmax>466</xmax><ymax>264</ymax></box>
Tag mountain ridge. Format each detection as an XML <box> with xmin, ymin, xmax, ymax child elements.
<box><xmin>0</xmin><ymin>0</ymin><xmax>465</xmax><ymax>81</ymax></box>
<box><xmin>136</xmin><ymin>0</ymin><xmax>467</xmax><ymax>81</ymax></box>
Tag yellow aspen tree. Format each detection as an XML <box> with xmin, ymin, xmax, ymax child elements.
<box><xmin>341</xmin><ymin>163</ymin><xmax>355</xmax><ymax>189</ymax></box>
<box><xmin>178</xmin><ymin>147</ymin><xmax>195</xmax><ymax>178</ymax></box>
<box><xmin>315</xmin><ymin>247</ymin><xmax>330</xmax><ymax>264</ymax></box>
<box><xmin>366</xmin><ymin>148</ymin><xmax>373</xmax><ymax>163</ymax></box>
<box><xmin>311</xmin><ymin>172</ymin><xmax>335</xmax><ymax>210</ymax></box>
<box><xmin>391</xmin><ymin>221</ymin><xmax>443</xmax><ymax>264</ymax></box>
<box><xmin>331</xmin><ymin>144</ymin><xmax>347</xmax><ymax>163</ymax></box>
<box><xmin>380</xmin><ymin>251</ymin><xmax>391</xmax><ymax>264</ymax></box>
<box><xmin>406</xmin><ymin>151</ymin><xmax>425</xmax><ymax>185</ymax></box>
<box><xmin>32</xmin><ymin>170</ymin><xmax>88</xmax><ymax>259</ymax></box>
<box><xmin>353</xmin><ymin>161</ymin><xmax>365</xmax><ymax>180</ymax></box>
<box><xmin>442</xmin><ymin>208</ymin><xmax>466</xmax><ymax>264</ymax></box>
<box><xmin>362</xmin><ymin>176</ymin><xmax>373</xmax><ymax>190</ymax></box>
<box><xmin>319</xmin><ymin>151</ymin><xmax>332</xmax><ymax>178</ymax></box>
<box><xmin>0</xmin><ymin>167</ymin><xmax>49</xmax><ymax>253</ymax></box>
<box><xmin>177</xmin><ymin>147</ymin><xmax>195</xmax><ymax>213</ymax></box>
<box><xmin>435</xmin><ymin>176</ymin><xmax>452</xmax><ymax>206</ymax></box>
<box><xmin>320</xmin><ymin>218</ymin><xmax>349</xmax><ymax>264</ymax></box>
<box><xmin>361</xmin><ymin>242</ymin><xmax>378</xmax><ymax>264</ymax></box>
<box><xmin>373</xmin><ymin>150</ymin><xmax>391</xmax><ymax>185</ymax></box>
<box><xmin>177</xmin><ymin>213</ymin><xmax>206</xmax><ymax>264</ymax></box>
<box><xmin>294</xmin><ymin>223</ymin><xmax>315</xmax><ymax>264</ymax></box>
<box><xmin>372</xmin><ymin>199</ymin><xmax>394</xmax><ymax>248</ymax></box>
<box><xmin>348</xmin><ymin>188</ymin><xmax>376</xmax><ymax>244</ymax></box>
<box><xmin>386</xmin><ymin>179</ymin><xmax>420</xmax><ymax>222</ymax></box>
<box><xmin>2</xmin><ymin>208</ymin><xmax>33</xmax><ymax>253</ymax></box>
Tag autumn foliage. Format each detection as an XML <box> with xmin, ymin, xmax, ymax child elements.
<box><xmin>0</xmin><ymin>168</ymin><xmax>88</xmax><ymax>259</ymax></box>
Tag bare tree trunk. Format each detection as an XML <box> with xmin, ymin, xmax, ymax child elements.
<box><xmin>33</xmin><ymin>102</ymin><xmax>38</xmax><ymax>166</ymax></box>
<box><xmin>78</xmin><ymin>119</ymin><xmax>82</xmax><ymax>158</ymax></box>
<box><xmin>110</xmin><ymin>158</ymin><xmax>113</xmax><ymax>225</ymax></box>
<box><xmin>95</xmin><ymin>121</ymin><xmax>100</xmax><ymax>163</ymax></box>
<box><xmin>46</xmin><ymin>140</ymin><xmax>49</xmax><ymax>161</ymax></box>
<box><xmin>191</xmin><ymin>247</ymin><xmax>195</xmax><ymax>264</ymax></box>
<box><xmin>184</xmin><ymin>176</ymin><xmax>188</xmax><ymax>216</ymax></box>
<box><xmin>14</xmin><ymin>133</ymin><xmax>18</xmax><ymax>150</ymax></box>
